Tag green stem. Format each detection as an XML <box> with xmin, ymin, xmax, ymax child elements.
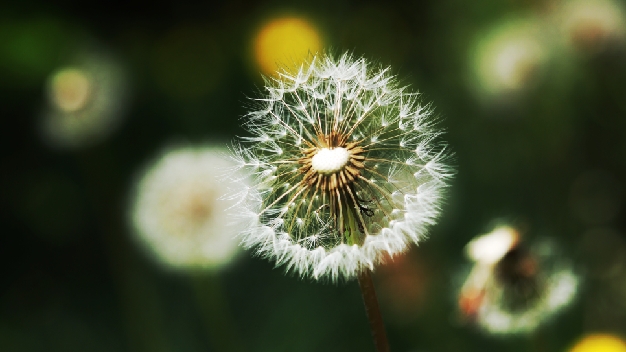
<box><xmin>358</xmin><ymin>269</ymin><xmax>390</xmax><ymax>352</ymax></box>
<box><xmin>343</xmin><ymin>201</ymin><xmax>389</xmax><ymax>351</ymax></box>
<box><xmin>191</xmin><ymin>273</ymin><xmax>245</xmax><ymax>352</ymax></box>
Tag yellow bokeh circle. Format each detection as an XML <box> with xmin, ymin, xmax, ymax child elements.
<box><xmin>50</xmin><ymin>68</ymin><xmax>93</xmax><ymax>113</ymax></box>
<box><xmin>253</xmin><ymin>16</ymin><xmax>323</xmax><ymax>76</ymax></box>
<box><xmin>569</xmin><ymin>334</ymin><xmax>626</xmax><ymax>352</ymax></box>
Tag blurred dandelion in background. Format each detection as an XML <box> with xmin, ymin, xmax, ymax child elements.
<box><xmin>458</xmin><ymin>224</ymin><xmax>579</xmax><ymax>335</ymax></box>
<box><xmin>251</xmin><ymin>15</ymin><xmax>323</xmax><ymax>76</ymax></box>
<box><xmin>568</xmin><ymin>333</ymin><xmax>626</xmax><ymax>352</ymax></box>
<box><xmin>40</xmin><ymin>52</ymin><xmax>128</xmax><ymax>149</ymax></box>
<box><xmin>130</xmin><ymin>145</ymin><xmax>243</xmax><ymax>270</ymax></box>
<box><xmin>230</xmin><ymin>52</ymin><xmax>453</xmax><ymax>281</ymax></box>
<box><xmin>469</xmin><ymin>18</ymin><xmax>550</xmax><ymax>105</ymax></box>
<box><xmin>552</xmin><ymin>0</ymin><xmax>626</xmax><ymax>55</ymax></box>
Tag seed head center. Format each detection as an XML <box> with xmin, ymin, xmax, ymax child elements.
<box><xmin>311</xmin><ymin>147</ymin><xmax>350</xmax><ymax>175</ymax></box>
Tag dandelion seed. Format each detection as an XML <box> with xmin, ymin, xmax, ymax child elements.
<box><xmin>458</xmin><ymin>224</ymin><xmax>579</xmax><ymax>335</ymax></box>
<box><xmin>229</xmin><ymin>53</ymin><xmax>453</xmax><ymax>281</ymax></box>
<box><xmin>131</xmin><ymin>145</ymin><xmax>243</xmax><ymax>270</ymax></box>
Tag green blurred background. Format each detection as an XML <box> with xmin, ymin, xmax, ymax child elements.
<box><xmin>2</xmin><ymin>0</ymin><xmax>626</xmax><ymax>351</ymax></box>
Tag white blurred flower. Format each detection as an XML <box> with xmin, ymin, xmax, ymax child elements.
<box><xmin>41</xmin><ymin>52</ymin><xmax>128</xmax><ymax>149</ymax></box>
<box><xmin>229</xmin><ymin>53</ymin><xmax>453</xmax><ymax>281</ymax></box>
<box><xmin>470</xmin><ymin>18</ymin><xmax>549</xmax><ymax>103</ymax></box>
<box><xmin>459</xmin><ymin>225</ymin><xmax>579</xmax><ymax>335</ymax></box>
<box><xmin>131</xmin><ymin>146</ymin><xmax>243</xmax><ymax>270</ymax></box>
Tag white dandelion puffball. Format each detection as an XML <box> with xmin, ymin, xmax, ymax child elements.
<box><xmin>459</xmin><ymin>227</ymin><xmax>579</xmax><ymax>335</ymax></box>
<box><xmin>470</xmin><ymin>18</ymin><xmax>549</xmax><ymax>102</ymax></box>
<box><xmin>230</xmin><ymin>53</ymin><xmax>453</xmax><ymax>281</ymax></box>
<box><xmin>132</xmin><ymin>146</ymin><xmax>242</xmax><ymax>270</ymax></box>
<box><xmin>476</xmin><ymin>250</ymin><xmax>579</xmax><ymax>335</ymax></box>
<box><xmin>42</xmin><ymin>53</ymin><xmax>128</xmax><ymax>149</ymax></box>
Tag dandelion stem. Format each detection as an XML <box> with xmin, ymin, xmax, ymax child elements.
<box><xmin>191</xmin><ymin>273</ymin><xmax>245</xmax><ymax>352</ymax></box>
<box><xmin>358</xmin><ymin>269</ymin><xmax>390</xmax><ymax>352</ymax></box>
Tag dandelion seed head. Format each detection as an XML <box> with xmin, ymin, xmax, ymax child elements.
<box><xmin>458</xmin><ymin>224</ymin><xmax>580</xmax><ymax>335</ymax></box>
<box><xmin>230</xmin><ymin>53</ymin><xmax>453</xmax><ymax>281</ymax></box>
<box><xmin>131</xmin><ymin>146</ymin><xmax>243</xmax><ymax>270</ymax></box>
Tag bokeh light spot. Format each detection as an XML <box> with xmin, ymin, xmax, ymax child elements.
<box><xmin>569</xmin><ymin>334</ymin><xmax>626</xmax><ymax>352</ymax></box>
<box><xmin>253</xmin><ymin>16</ymin><xmax>322</xmax><ymax>76</ymax></box>
<box><xmin>470</xmin><ymin>19</ymin><xmax>548</xmax><ymax>103</ymax></box>
<box><xmin>41</xmin><ymin>52</ymin><xmax>128</xmax><ymax>150</ymax></box>
<box><xmin>50</xmin><ymin>68</ymin><xmax>92</xmax><ymax>113</ymax></box>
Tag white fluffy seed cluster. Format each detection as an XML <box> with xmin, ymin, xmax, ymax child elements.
<box><xmin>475</xmin><ymin>246</ymin><xmax>579</xmax><ymax>335</ymax></box>
<box><xmin>229</xmin><ymin>53</ymin><xmax>453</xmax><ymax>281</ymax></box>
<box><xmin>459</xmin><ymin>226</ymin><xmax>579</xmax><ymax>335</ymax></box>
<box><xmin>131</xmin><ymin>146</ymin><xmax>242</xmax><ymax>270</ymax></box>
<box><xmin>477</xmin><ymin>267</ymin><xmax>578</xmax><ymax>334</ymax></box>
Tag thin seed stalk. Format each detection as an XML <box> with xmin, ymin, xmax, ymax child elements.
<box><xmin>342</xmin><ymin>202</ymin><xmax>390</xmax><ymax>352</ymax></box>
<box><xmin>358</xmin><ymin>268</ymin><xmax>390</xmax><ymax>352</ymax></box>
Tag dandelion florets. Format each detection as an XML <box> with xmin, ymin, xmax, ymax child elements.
<box><xmin>230</xmin><ymin>53</ymin><xmax>453</xmax><ymax>281</ymax></box>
